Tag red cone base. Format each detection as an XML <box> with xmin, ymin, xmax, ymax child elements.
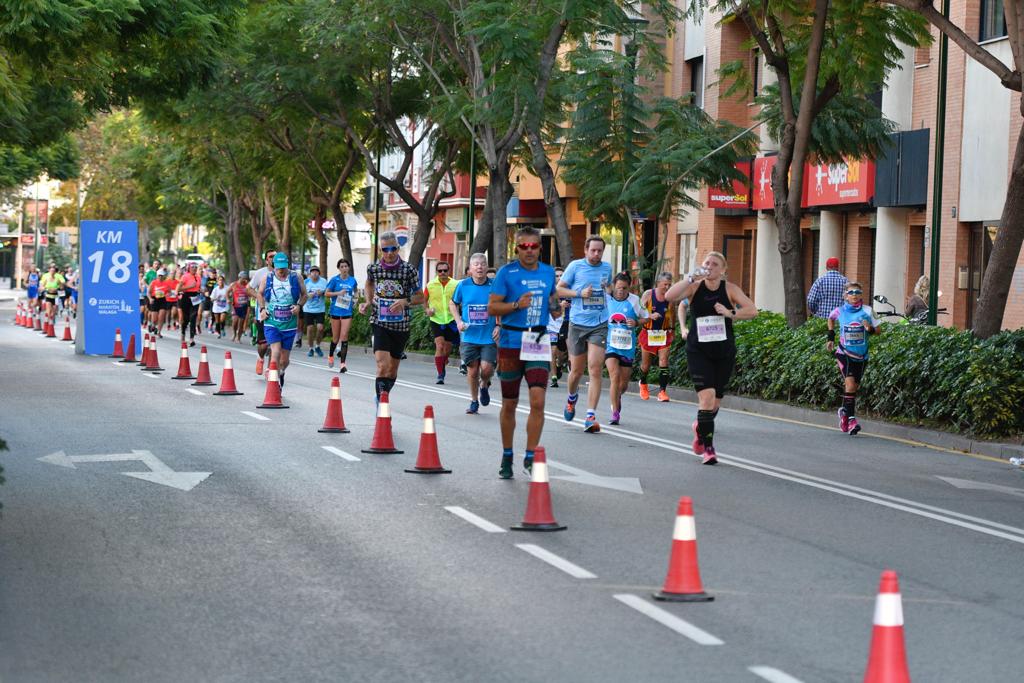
<box><xmin>172</xmin><ymin>342</ymin><xmax>195</xmax><ymax>379</ymax></box>
<box><xmin>191</xmin><ymin>346</ymin><xmax>215</xmax><ymax>386</ymax></box>
<box><xmin>653</xmin><ymin>496</ymin><xmax>713</xmax><ymax>602</ymax></box>
<box><xmin>405</xmin><ymin>405</ymin><xmax>450</xmax><ymax>473</ymax></box>
<box><xmin>511</xmin><ymin>447</ymin><xmax>565</xmax><ymax>531</ymax></box>
<box><xmin>318</xmin><ymin>377</ymin><xmax>350</xmax><ymax>433</ymax></box>
<box><xmin>362</xmin><ymin>391</ymin><xmax>403</xmax><ymax>454</ymax></box>
<box><xmin>109</xmin><ymin>329</ymin><xmax>124</xmax><ymax>358</ymax></box>
<box><xmin>45</xmin><ymin>319</ymin><xmax>56</xmax><ymax>337</ymax></box>
<box><xmin>120</xmin><ymin>334</ymin><xmax>138</xmax><ymax>362</ymax></box>
<box><xmin>61</xmin><ymin>318</ymin><xmax>73</xmax><ymax>341</ymax></box>
<box><xmin>213</xmin><ymin>351</ymin><xmax>244</xmax><ymax>396</ymax></box>
<box><xmin>256</xmin><ymin>360</ymin><xmax>288</xmax><ymax>408</ymax></box>
<box><xmin>142</xmin><ymin>336</ymin><xmax>164</xmax><ymax>372</ymax></box>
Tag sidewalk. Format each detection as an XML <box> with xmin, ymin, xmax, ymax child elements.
<box><xmin>0</xmin><ymin>287</ymin><xmax>21</xmax><ymax>302</ymax></box>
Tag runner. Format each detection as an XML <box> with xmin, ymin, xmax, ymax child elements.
<box><xmin>147</xmin><ymin>268</ymin><xmax>173</xmax><ymax>337</ymax></box>
<box><xmin>202</xmin><ymin>266</ymin><xmax>218</xmax><ymax>333</ymax></box>
<box><xmin>488</xmin><ymin>227</ymin><xmax>561</xmax><ymax>479</ymax></box>
<box><xmin>302</xmin><ymin>265</ymin><xmax>328</xmax><ymax>358</ymax></box>
<box><xmin>665</xmin><ymin>251</ymin><xmax>757</xmax><ymax>464</ymax></box>
<box><xmin>255</xmin><ymin>252</ymin><xmax>307</xmax><ymax>388</ymax></box>
<box><xmin>62</xmin><ymin>266</ymin><xmax>76</xmax><ymax>316</ymax></box>
<box><xmin>325</xmin><ymin>258</ymin><xmax>358</xmax><ymax>372</ymax></box>
<box><xmin>229</xmin><ymin>272</ymin><xmax>250</xmax><ymax>343</ymax></box>
<box><xmin>210</xmin><ymin>274</ymin><xmax>230</xmax><ymax>338</ymax></box>
<box><xmin>25</xmin><ymin>267</ymin><xmax>40</xmax><ymax>313</ymax></box>
<box><xmin>39</xmin><ymin>264</ymin><xmax>65</xmax><ymax>321</ymax></box>
<box><xmin>138</xmin><ymin>266</ymin><xmax>149</xmax><ymax>325</ymax></box>
<box><xmin>247</xmin><ymin>249</ymin><xmax>278</xmax><ymax>376</ymax></box>
<box><xmin>164</xmin><ymin>267</ymin><xmax>180</xmax><ymax>332</ymax></box>
<box><xmin>827</xmin><ymin>282</ymin><xmax>881</xmax><ymax>436</ymax></box>
<box><xmin>144</xmin><ymin>260</ymin><xmax>160</xmax><ymax>286</ymax></box>
<box><xmin>424</xmin><ymin>261</ymin><xmax>460</xmax><ymax>384</ymax></box>
<box><xmin>176</xmin><ymin>263</ymin><xmax>202</xmax><ymax>346</ymax></box>
<box><xmin>547</xmin><ymin>266</ymin><xmax>569</xmax><ymax>388</ymax></box>
<box><xmin>605</xmin><ymin>272</ymin><xmax>646</xmax><ymax>425</ymax></box>
<box><xmin>359</xmin><ymin>231</ymin><xmax>422</xmax><ymax>400</ymax></box>
<box><xmin>556</xmin><ymin>235</ymin><xmax>613</xmax><ymax>433</ymax></box>
<box><xmin>450</xmin><ymin>252</ymin><xmax>499</xmax><ymax>414</ymax></box>
<box><xmin>638</xmin><ymin>272</ymin><xmax>676</xmax><ymax>402</ymax></box>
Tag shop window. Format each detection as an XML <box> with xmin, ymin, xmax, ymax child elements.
<box><xmin>688</xmin><ymin>56</ymin><xmax>704</xmax><ymax>109</ymax></box>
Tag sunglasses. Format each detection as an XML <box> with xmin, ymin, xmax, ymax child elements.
<box><xmin>381</xmin><ymin>245</ymin><xmax>399</xmax><ymax>253</ymax></box>
<box><xmin>846</xmin><ymin>289</ymin><xmax>863</xmax><ymax>296</ymax></box>
<box><xmin>437</xmin><ymin>269</ymin><xmax>449</xmax><ymax>274</ymax></box>
<box><xmin>516</xmin><ymin>242</ymin><xmax>541</xmax><ymax>251</ymax></box>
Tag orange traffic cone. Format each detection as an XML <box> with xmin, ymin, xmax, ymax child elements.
<box><xmin>405</xmin><ymin>405</ymin><xmax>451</xmax><ymax>473</ymax></box>
<box><xmin>172</xmin><ymin>341</ymin><xmax>195</xmax><ymax>379</ymax></box>
<box><xmin>191</xmin><ymin>346</ymin><xmax>215</xmax><ymax>386</ymax></box>
<box><xmin>511</xmin><ymin>446</ymin><xmax>565</xmax><ymax>531</ymax></box>
<box><xmin>34</xmin><ymin>311</ymin><xmax>42</xmax><ymax>331</ymax></box>
<box><xmin>652</xmin><ymin>497</ymin><xmax>713</xmax><ymax>602</ymax></box>
<box><xmin>137</xmin><ymin>333</ymin><xmax>150</xmax><ymax>365</ymax></box>
<box><xmin>213</xmin><ymin>351</ymin><xmax>243</xmax><ymax>396</ymax></box>
<box><xmin>120</xmin><ymin>333</ymin><xmax>137</xmax><ymax>362</ymax></box>
<box><xmin>361</xmin><ymin>391</ymin><xmax>403</xmax><ymax>454</ymax></box>
<box><xmin>863</xmin><ymin>570</ymin><xmax>910</xmax><ymax>683</ymax></box>
<box><xmin>143</xmin><ymin>335</ymin><xmax>164</xmax><ymax>372</ymax></box>
<box><xmin>318</xmin><ymin>377</ymin><xmax>350</xmax><ymax>433</ymax></box>
<box><xmin>256</xmin><ymin>360</ymin><xmax>287</xmax><ymax>409</ymax></box>
<box><xmin>15</xmin><ymin>304</ymin><xmax>23</xmax><ymax>326</ymax></box>
<box><xmin>61</xmin><ymin>315</ymin><xmax>73</xmax><ymax>341</ymax></box>
<box><xmin>109</xmin><ymin>328</ymin><xmax>125</xmax><ymax>358</ymax></box>
<box><xmin>45</xmin><ymin>316</ymin><xmax>56</xmax><ymax>337</ymax></box>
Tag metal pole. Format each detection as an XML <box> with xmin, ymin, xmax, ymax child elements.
<box><xmin>373</xmin><ymin>140</ymin><xmax>382</xmax><ymax>263</ymax></box>
<box><xmin>467</xmin><ymin>131</ymin><xmax>477</xmax><ymax>262</ymax></box>
<box><xmin>927</xmin><ymin>0</ymin><xmax>950</xmax><ymax>326</ymax></box>
<box><xmin>33</xmin><ymin>182</ymin><xmax>41</xmax><ymax>269</ymax></box>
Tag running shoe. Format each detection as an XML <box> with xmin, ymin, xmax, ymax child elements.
<box><xmin>466</xmin><ymin>400</ymin><xmax>479</xmax><ymax>414</ymax></box>
<box><xmin>315</xmin><ymin>347</ymin><xmax>324</xmax><ymax>358</ymax></box>
<box><xmin>563</xmin><ymin>395</ymin><xmax>577</xmax><ymax>421</ymax></box>
<box><xmin>189</xmin><ymin>340</ymin><xmax>196</xmax><ymax>347</ymax></box>
<box><xmin>295</xmin><ymin>339</ymin><xmax>302</xmax><ymax>348</ymax></box>
<box><xmin>692</xmin><ymin>420</ymin><xmax>705</xmax><ymax>456</ymax></box>
<box><xmin>838</xmin><ymin>408</ymin><xmax>849</xmax><ymax>433</ymax></box>
<box><xmin>848</xmin><ymin>417</ymin><xmax>861</xmax><ymax>436</ymax></box>
<box><xmin>307</xmin><ymin>348</ymin><xmax>315</xmax><ymax>357</ymax></box>
<box><xmin>523</xmin><ymin>457</ymin><xmax>533</xmax><ymax>477</ymax></box>
<box><xmin>328</xmin><ymin>356</ymin><xmax>335</xmax><ymax>368</ymax></box>
<box><xmin>639</xmin><ymin>383</ymin><xmax>650</xmax><ymax>401</ymax></box>
<box><xmin>459</xmin><ymin>363</ymin><xmax>468</xmax><ymax>376</ymax></box>
<box><xmin>701</xmin><ymin>447</ymin><xmax>718</xmax><ymax>465</ymax></box>
<box><xmin>279</xmin><ymin>373</ymin><xmax>285</xmax><ymax>388</ymax></box>
<box><xmin>436</xmin><ymin>374</ymin><xmax>445</xmax><ymax>385</ymax></box>
<box><xmin>338</xmin><ymin>362</ymin><xmax>347</xmax><ymax>374</ymax></box>
<box><xmin>657</xmin><ymin>390</ymin><xmax>669</xmax><ymax>402</ymax></box>
<box><xmin>549</xmin><ymin>377</ymin><xmax>559</xmax><ymax>388</ymax></box>
<box><xmin>609</xmin><ymin>410</ymin><xmax>621</xmax><ymax>425</ymax></box>
<box><xmin>255</xmin><ymin>358</ymin><xmax>264</xmax><ymax>376</ymax></box>
<box><xmin>480</xmin><ymin>384</ymin><xmax>490</xmax><ymax>407</ymax></box>
<box><xmin>584</xmin><ymin>415</ymin><xmax>600</xmax><ymax>433</ymax></box>
<box><xmin>499</xmin><ymin>456</ymin><xmax>514</xmax><ymax>480</ymax></box>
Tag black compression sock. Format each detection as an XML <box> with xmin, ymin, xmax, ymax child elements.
<box><xmin>329</xmin><ymin>341</ymin><xmax>337</xmax><ymax>357</ymax></box>
<box><xmin>659</xmin><ymin>368</ymin><xmax>669</xmax><ymax>391</ymax></box>
<box><xmin>338</xmin><ymin>341</ymin><xmax>349</xmax><ymax>363</ymax></box>
<box><xmin>842</xmin><ymin>393</ymin><xmax>856</xmax><ymax>418</ymax></box>
<box><xmin>697</xmin><ymin>409</ymin><xmax>716</xmax><ymax>448</ymax></box>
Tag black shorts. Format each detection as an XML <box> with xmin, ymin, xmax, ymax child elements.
<box><xmin>687</xmin><ymin>349</ymin><xmax>736</xmax><ymax>398</ymax></box>
<box><xmin>372</xmin><ymin>324</ymin><xmax>410</xmax><ymax>359</ymax></box>
<box><xmin>835</xmin><ymin>351</ymin><xmax>867</xmax><ymax>383</ymax></box>
<box><xmin>430</xmin><ymin>320</ymin><xmax>460</xmax><ymax>345</ymax></box>
<box><xmin>302</xmin><ymin>311</ymin><xmax>324</xmax><ymax>328</ymax></box>
<box><xmin>150</xmin><ymin>298</ymin><xmax>168</xmax><ymax>312</ymax></box>
<box><xmin>330</xmin><ymin>314</ymin><xmax>352</xmax><ymax>320</ymax></box>
<box><xmin>140</xmin><ymin>297</ymin><xmax>148</xmax><ymax>309</ymax></box>
<box><xmin>606</xmin><ymin>352</ymin><xmax>633</xmax><ymax>367</ymax></box>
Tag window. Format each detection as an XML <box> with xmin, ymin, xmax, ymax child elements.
<box><xmin>981</xmin><ymin>0</ymin><xmax>1007</xmax><ymax>41</ymax></box>
<box><xmin>688</xmin><ymin>56</ymin><xmax>704</xmax><ymax>109</ymax></box>
<box><xmin>678</xmin><ymin>233</ymin><xmax>697</xmax><ymax>275</ymax></box>
<box><xmin>751</xmin><ymin>49</ymin><xmax>760</xmax><ymax>97</ymax></box>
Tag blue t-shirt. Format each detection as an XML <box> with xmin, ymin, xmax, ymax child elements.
<box><xmin>829</xmin><ymin>303</ymin><xmax>878</xmax><ymax>360</ymax></box>
<box><xmin>560</xmin><ymin>258</ymin><xmax>613</xmax><ymax>326</ymax></box>
<box><xmin>605</xmin><ymin>294</ymin><xmax>643</xmax><ymax>361</ymax></box>
<box><xmin>326</xmin><ymin>274</ymin><xmax>358</xmax><ymax>316</ymax></box>
<box><xmin>452</xmin><ymin>277</ymin><xmax>496</xmax><ymax>346</ymax></box>
<box><xmin>303</xmin><ymin>277</ymin><xmax>328</xmax><ymax>313</ymax></box>
<box><xmin>491</xmin><ymin>261</ymin><xmax>557</xmax><ymax>349</ymax></box>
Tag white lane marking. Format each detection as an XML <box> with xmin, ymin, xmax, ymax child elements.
<box><xmin>241</xmin><ymin>411</ymin><xmax>270</xmax><ymax>421</ymax></box>
<box><xmin>321</xmin><ymin>446</ymin><xmax>360</xmax><ymax>462</ymax></box>
<box><xmin>185</xmin><ymin>388</ymin><xmax>206</xmax><ymax>396</ymax></box>
<box><xmin>516</xmin><ymin>544</ymin><xmax>597</xmax><ymax>579</ymax></box>
<box><xmin>444</xmin><ymin>506</ymin><xmax>507</xmax><ymax>533</ymax></box>
<box><xmin>112</xmin><ymin>361</ymin><xmax>124</xmax><ymax>367</ymax></box>
<box><xmin>748</xmin><ymin>666</ymin><xmax>805</xmax><ymax>683</ymax></box>
<box><xmin>613</xmin><ymin>594</ymin><xmax>724</xmax><ymax>645</ymax></box>
<box><xmin>143</xmin><ymin>372</ymin><xmax>160</xmax><ymax>378</ymax></box>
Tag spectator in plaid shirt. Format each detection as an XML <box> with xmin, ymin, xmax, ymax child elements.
<box><xmin>807</xmin><ymin>257</ymin><xmax>848</xmax><ymax>318</ymax></box>
<box><xmin>359</xmin><ymin>231</ymin><xmax>423</xmax><ymax>399</ymax></box>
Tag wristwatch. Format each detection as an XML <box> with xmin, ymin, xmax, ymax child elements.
<box><xmin>512</xmin><ymin>301</ymin><xmax>520</xmax><ymax>311</ymax></box>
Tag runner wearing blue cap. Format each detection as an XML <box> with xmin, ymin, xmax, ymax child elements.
<box><xmin>255</xmin><ymin>252</ymin><xmax>307</xmax><ymax>388</ymax></box>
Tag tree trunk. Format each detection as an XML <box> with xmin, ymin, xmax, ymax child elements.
<box><xmin>311</xmin><ymin>205</ymin><xmax>329</xmax><ymax>275</ymax></box>
<box><xmin>470</xmin><ymin>188</ymin><xmax>494</xmax><ymax>259</ymax></box>
<box><xmin>775</xmin><ymin>202</ymin><xmax>808</xmax><ymax>326</ymax></box>
<box><xmin>487</xmin><ymin>155</ymin><xmax>514</xmax><ymax>267</ymax></box>
<box><xmin>526</xmin><ymin>127</ymin><xmax>573</xmax><ymax>265</ymax></box>
<box><xmin>972</xmin><ymin>119</ymin><xmax>1024</xmax><ymax>337</ymax></box>
<box><xmin>407</xmin><ymin>213</ymin><xmax>434</xmax><ymax>269</ymax></box>
<box><xmin>327</xmin><ymin>203</ymin><xmax>353</xmax><ymax>265</ymax></box>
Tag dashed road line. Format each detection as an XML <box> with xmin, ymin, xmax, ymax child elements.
<box><xmin>748</xmin><ymin>666</ymin><xmax>805</xmax><ymax>683</ymax></box>
<box><xmin>444</xmin><ymin>506</ymin><xmax>507</xmax><ymax>533</ymax></box>
<box><xmin>612</xmin><ymin>594</ymin><xmax>724</xmax><ymax>646</ymax></box>
<box><xmin>515</xmin><ymin>544</ymin><xmax>597</xmax><ymax>579</ymax></box>
<box><xmin>241</xmin><ymin>411</ymin><xmax>270</xmax><ymax>421</ymax></box>
<box><xmin>185</xmin><ymin>388</ymin><xmax>206</xmax><ymax>396</ymax></box>
<box><xmin>321</xmin><ymin>445</ymin><xmax>360</xmax><ymax>462</ymax></box>
<box><xmin>142</xmin><ymin>372</ymin><xmax>160</xmax><ymax>378</ymax></box>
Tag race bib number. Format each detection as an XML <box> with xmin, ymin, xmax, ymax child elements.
<box><xmin>843</xmin><ymin>326</ymin><xmax>865</xmax><ymax>343</ymax></box>
<box><xmin>609</xmin><ymin>325</ymin><xmax>633</xmax><ymax>351</ymax></box>
<box><xmin>467</xmin><ymin>304</ymin><xmax>489</xmax><ymax>325</ymax></box>
<box><xmin>272</xmin><ymin>305</ymin><xmax>293</xmax><ymax>322</ymax></box>
<box><xmin>696</xmin><ymin>315</ymin><xmax>727</xmax><ymax>342</ymax></box>
<box><xmin>582</xmin><ymin>293</ymin><xmax>605</xmax><ymax>310</ymax></box>
<box><xmin>519</xmin><ymin>331</ymin><xmax>551</xmax><ymax>361</ymax></box>
<box><xmin>336</xmin><ymin>291</ymin><xmax>353</xmax><ymax>310</ymax></box>
<box><xmin>549</xmin><ymin>331</ymin><xmax>559</xmax><ymax>343</ymax></box>
<box><xmin>154</xmin><ymin>290</ymin><xmax>165</xmax><ymax>298</ymax></box>
<box><xmin>58</xmin><ymin>289</ymin><xmax>66</xmax><ymax>297</ymax></box>
<box><xmin>190</xmin><ymin>294</ymin><xmax>203</xmax><ymax>306</ymax></box>
<box><xmin>646</xmin><ymin>330</ymin><xmax>668</xmax><ymax>347</ymax></box>
<box><xmin>377</xmin><ymin>298</ymin><xmax>403</xmax><ymax>323</ymax></box>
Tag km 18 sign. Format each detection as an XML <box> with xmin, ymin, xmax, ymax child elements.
<box><xmin>81</xmin><ymin>220</ymin><xmax>141</xmax><ymax>355</ymax></box>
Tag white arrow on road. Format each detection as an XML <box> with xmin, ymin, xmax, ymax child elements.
<box><xmin>548</xmin><ymin>460</ymin><xmax>643</xmax><ymax>494</ymax></box>
<box><xmin>937</xmin><ymin>476</ymin><xmax>1024</xmax><ymax>498</ymax></box>
<box><xmin>38</xmin><ymin>449</ymin><xmax>211</xmax><ymax>491</ymax></box>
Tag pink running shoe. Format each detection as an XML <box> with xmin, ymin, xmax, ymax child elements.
<box><xmin>692</xmin><ymin>420</ymin><xmax>705</xmax><ymax>456</ymax></box>
<box><xmin>701</xmin><ymin>447</ymin><xmax>718</xmax><ymax>465</ymax></box>
<box><xmin>838</xmin><ymin>408</ymin><xmax>849</xmax><ymax>433</ymax></box>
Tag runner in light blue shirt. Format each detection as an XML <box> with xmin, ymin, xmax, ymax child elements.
<box><xmin>303</xmin><ymin>266</ymin><xmax>329</xmax><ymax>358</ymax></box>
<box><xmin>450</xmin><ymin>252</ymin><xmax>499</xmax><ymax>414</ymax></box>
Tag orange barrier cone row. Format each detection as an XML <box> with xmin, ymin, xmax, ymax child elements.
<box><xmin>653</xmin><ymin>496</ymin><xmax>713</xmax><ymax>602</ymax></box>
<box><xmin>361</xmin><ymin>391</ymin><xmax>403</xmax><ymax>454</ymax></box>
<box><xmin>191</xmin><ymin>346</ymin><xmax>215</xmax><ymax>386</ymax></box>
<box><xmin>61</xmin><ymin>315</ymin><xmax>73</xmax><ymax>341</ymax></box>
<box><xmin>120</xmin><ymin>333</ymin><xmax>137</xmax><ymax>362</ymax></box>
<box><xmin>405</xmin><ymin>405</ymin><xmax>451</xmax><ymax>473</ymax></box>
<box><xmin>864</xmin><ymin>570</ymin><xmax>910</xmax><ymax>683</ymax></box>
<box><xmin>45</xmin><ymin>316</ymin><xmax>57</xmax><ymax>337</ymax></box>
<box><xmin>213</xmin><ymin>351</ymin><xmax>244</xmax><ymax>396</ymax></box>
<box><xmin>143</xmin><ymin>335</ymin><xmax>164</xmax><ymax>372</ymax></box>
<box><xmin>256</xmin><ymin>360</ymin><xmax>287</xmax><ymax>409</ymax></box>
<box><xmin>172</xmin><ymin>341</ymin><xmax>195</xmax><ymax>380</ymax></box>
<box><xmin>511</xmin><ymin>446</ymin><xmax>566</xmax><ymax>531</ymax></box>
<box><xmin>109</xmin><ymin>328</ymin><xmax>125</xmax><ymax>358</ymax></box>
<box><xmin>318</xmin><ymin>377</ymin><xmax>350</xmax><ymax>433</ymax></box>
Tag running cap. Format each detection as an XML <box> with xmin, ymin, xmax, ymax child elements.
<box><xmin>825</xmin><ymin>257</ymin><xmax>840</xmax><ymax>269</ymax></box>
<box><xmin>309</xmin><ymin>265</ymin><xmax>320</xmax><ymax>272</ymax></box>
<box><xmin>238</xmin><ymin>271</ymin><xmax>249</xmax><ymax>279</ymax></box>
<box><xmin>157</xmin><ymin>268</ymin><xmax>167</xmax><ymax>275</ymax></box>
<box><xmin>273</xmin><ymin>252</ymin><xmax>289</xmax><ymax>269</ymax></box>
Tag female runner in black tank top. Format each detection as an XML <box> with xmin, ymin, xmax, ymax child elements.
<box><xmin>664</xmin><ymin>251</ymin><xmax>757</xmax><ymax>464</ymax></box>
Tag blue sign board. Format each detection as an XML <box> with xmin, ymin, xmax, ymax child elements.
<box><xmin>81</xmin><ymin>220</ymin><xmax>141</xmax><ymax>355</ymax></box>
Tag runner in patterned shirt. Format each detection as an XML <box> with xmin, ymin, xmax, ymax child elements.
<box><xmin>358</xmin><ymin>231</ymin><xmax>423</xmax><ymax>400</ymax></box>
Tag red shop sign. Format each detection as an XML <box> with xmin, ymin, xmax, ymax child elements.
<box><xmin>804</xmin><ymin>158</ymin><xmax>875</xmax><ymax>207</ymax></box>
<box><xmin>707</xmin><ymin>160</ymin><xmax>752</xmax><ymax>209</ymax></box>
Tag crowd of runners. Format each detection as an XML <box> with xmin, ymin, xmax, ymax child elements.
<box><xmin>98</xmin><ymin>226</ymin><xmax>878</xmax><ymax>477</ymax></box>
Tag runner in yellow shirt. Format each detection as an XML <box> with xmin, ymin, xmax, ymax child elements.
<box><xmin>423</xmin><ymin>261</ymin><xmax>460</xmax><ymax>384</ymax></box>
<box><xmin>39</xmin><ymin>264</ymin><xmax>66</xmax><ymax>320</ymax></box>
